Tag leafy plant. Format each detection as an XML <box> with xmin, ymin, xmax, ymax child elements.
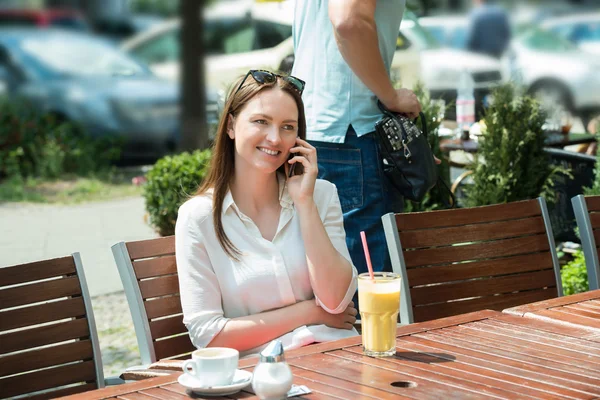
<box><xmin>561</xmin><ymin>249</ymin><xmax>589</xmax><ymax>295</ymax></box>
<box><xmin>143</xmin><ymin>150</ymin><xmax>212</xmax><ymax>236</ymax></box>
<box><xmin>463</xmin><ymin>84</ymin><xmax>570</xmax><ymax>207</ymax></box>
<box><xmin>0</xmin><ymin>98</ymin><xmax>121</xmax><ymax>180</ymax></box>
<box><xmin>403</xmin><ymin>82</ymin><xmax>452</xmax><ymax>212</ymax></box>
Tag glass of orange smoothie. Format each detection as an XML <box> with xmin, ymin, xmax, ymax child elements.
<box><xmin>358</xmin><ymin>272</ymin><xmax>401</xmax><ymax>357</ymax></box>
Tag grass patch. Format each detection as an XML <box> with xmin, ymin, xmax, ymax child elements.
<box><xmin>0</xmin><ymin>172</ymin><xmax>144</xmax><ymax>204</ymax></box>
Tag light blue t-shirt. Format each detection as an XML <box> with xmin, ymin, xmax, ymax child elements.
<box><xmin>292</xmin><ymin>0</ymin><xmax>405</xmax><ymax>144</ymax></box>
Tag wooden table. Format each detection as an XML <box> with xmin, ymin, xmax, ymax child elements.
<box><xmin>63</xmin><ymin>309</ymin><xmax>600</xmax><ymax>400</ymax></box>
<box><xmin>504</xmin><ymin>289</ymin><xmax>600</xmax><ymax>343</ymax></box>
<box><xmin>440</xmin><ymin>132</ymin><xmax>596</xmax><ymax>154</ymax></box>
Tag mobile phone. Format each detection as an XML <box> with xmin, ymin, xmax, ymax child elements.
<box><xmin>287</xmin><ymin>152</ymin><xmax>304</xmax><ymax>177</ymax></box>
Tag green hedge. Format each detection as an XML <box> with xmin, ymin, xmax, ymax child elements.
<box><xmin>0</xmin><ymin>98</ymin><xmax>121</xmax><ymax>179</ymax></box>
<box><xmin>561</xmin><ymin>249</ymin><xmax>588</xmax><ymax>295</ymax></box>
<box><xmin>143</xmin><ymin>149</ymin><xmax>212</xmax><ymax>236</ymax></box>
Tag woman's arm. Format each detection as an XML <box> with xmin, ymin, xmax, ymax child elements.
<box><xmin>287</xmin><ymin>141</ymin><xmax>356</xmax><ymax>312</ymax></box>
<box><xmin>208</xmin><ymin>299</ymin><xmax>355</xmax><ymax>351</ymax></box>
<box><xmin>296</xmin><ymin>191</ymin><xmax>355</xmax><ymax>312</ymax></box>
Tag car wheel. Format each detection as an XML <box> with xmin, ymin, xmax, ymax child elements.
<box><xmin>278</xmin><ymin>54</ymin><xmax>295</xmax><ymax>75</ymax></box>
<box><xmin>529</xmin><ymin>81</ymin><xmax>573</xmax><ymax>112</ymax></box>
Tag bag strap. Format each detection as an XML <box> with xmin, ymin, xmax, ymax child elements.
<box><xmin>377</xmin><ymin>100</ymin><xmax>427</xmax><ymax>137</ymax></box>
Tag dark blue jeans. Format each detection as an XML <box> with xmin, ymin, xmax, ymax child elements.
<box><xmin>310</xmin><ymin>127</ymin><xmax>403</xmax><ymax>310</ymax></box>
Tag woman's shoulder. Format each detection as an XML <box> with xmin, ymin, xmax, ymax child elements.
<box><xmin>178</xmin><ymin>193</ymin><xmax>213</xmax><ymax>225</ymax></box>
<box><xmin>313</xmin><ymin>179</ymin><xmax>338</xmax><ymax>204</ymax></box>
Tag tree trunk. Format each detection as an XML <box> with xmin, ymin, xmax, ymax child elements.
<box><xmin>179</xmin><ymin>0</ymin><xmax>209</xmax><ymax>152</ymax></box>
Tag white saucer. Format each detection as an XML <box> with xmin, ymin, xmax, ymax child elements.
<box><xmin>178</xmin><ymin>369</ymin><xmax>253</xmax><ymax>396</ymax></box>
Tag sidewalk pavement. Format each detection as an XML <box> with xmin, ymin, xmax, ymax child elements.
<box><xmin>0</xmin><ymin>196</ymin><xmax>157</xmax><ymax>296</ymax></box>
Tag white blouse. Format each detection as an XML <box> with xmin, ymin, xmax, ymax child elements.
<box><xmin>175</xmin><ymin>174</ymin><xmax>358</xmax><ymax>357</ymax></box>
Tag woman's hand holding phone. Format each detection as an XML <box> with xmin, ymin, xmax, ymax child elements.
<box><xmin>286</xmin><ymin>137</ymin><xmax>318</xmax><ymax>207</ymax></box>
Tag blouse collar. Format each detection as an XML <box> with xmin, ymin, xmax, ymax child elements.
<box><xmin>222</xmin><ymin>172</ymin><xmax>293</xmax><ymax>215</ymax></box>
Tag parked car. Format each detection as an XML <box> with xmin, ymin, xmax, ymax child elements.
<box><xmin>0</xmin><ymin>28</ymin><xmax>212</xmax><ymax>160</ymax></box>
<box><xmin>542</xmin><ymin>12</ymin><xmax>600</xmax><ymax>55</ymax></box>
<box><xmin>92</xmin><ymin>14</ymin><xmax>166</xmax><ymax>43</ymax></box>
<box><xmin>122</xmin><ymin>0</ymin><xmax>422</xmax><ymax>95</ymax></box>
<box><xmin>0</xmin><ymin>8</ymin><xmax>89</xmax><ymax>31</ymax></box>
<box><xmin>400</xmin><ymin>11</ymin><xmax>504</xmax><ymax>118</ymax></box>
<box><xmin>419</xmin><ymin>15</ymin><xmax>600</xmax><ymax>126</ymax></box>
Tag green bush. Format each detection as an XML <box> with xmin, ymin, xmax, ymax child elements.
<box><xmin>561</xmin><ymin>249</ymin><xmax>589</xmax><ymax>295</ymax></box>
<box><xmin>143</xmin><ymin>149</ymin><xmax>212</xmax><ymax>236</ymax></box>
<box><xmin>0</xmin><ymin>98</ymin><xmax>121</xmax><ymax>179</ymax></box>
<box><xmin>464</xmin><ymin>84</ymin><xmax>570</xmax><ymax>207</ymax></box>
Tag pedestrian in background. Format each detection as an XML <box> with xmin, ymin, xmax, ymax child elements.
<box><xmin>466</xmin><ymin>0</ymin><xmax>512</xmax><ymax>58</ymax></box>
<box><xmin>292</xmin><ymin>0</ymin><xmax>421</xmax><ymax>309</ymax></box>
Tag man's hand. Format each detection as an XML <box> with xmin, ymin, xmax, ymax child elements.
<box><xmin>314</xmin><ymin>301</ymin><xmax>358</xmax><ymax>330</ymax></box>
<box><xmin>385</xmin><ymin>88</ymin><xmax>422</xmax><ymax>119</ymax></box>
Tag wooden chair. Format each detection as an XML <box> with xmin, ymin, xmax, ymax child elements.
<box><xmin>112</xmin><ymin>236</ymin><xmax>195</xmax><ymax>366</ymax></box>
<box><xmin>382</xmin><ymin>197</ymin><xmax>563</xmax><ymax>324</ymax></box>
<box><xmin>571</xmin><ymin>194</ymin><xmax>600</xmax><ymax>290</ymax></box>
<box><xmin>0</xmin><ymin>253</ymin><xmax>104</xmax><ymax>399</ymax></box>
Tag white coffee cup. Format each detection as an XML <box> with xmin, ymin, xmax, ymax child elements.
<box><xmin>182</xmin><ymin>347</ymin><xmax>239</xmax><ymax>387</ymax></box>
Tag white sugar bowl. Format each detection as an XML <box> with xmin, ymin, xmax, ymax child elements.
<box><xmin>252</xmin><ymin>340</ymin><xmax>293</xmax><ymax>400</ymax></box>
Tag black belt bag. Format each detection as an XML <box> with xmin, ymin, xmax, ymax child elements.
<box><xmin>374</xmin><ymin>101</ymin><xmax>438</xmax><ymax>202</ymax></box>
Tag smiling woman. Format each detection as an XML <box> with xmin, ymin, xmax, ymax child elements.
<box><xmin>175</xmin><ymin>70</ymin><xmax>359</xmax><ymax>357</ymax></box>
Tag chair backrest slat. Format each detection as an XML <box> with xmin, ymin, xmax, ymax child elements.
<box><xmin>572</xmin><ymin>195</ymin><xmax>600</xmax><ymax>290</ymax></box>
<box><xmin>0</xmin><ymin>257</ymin><xmax>75</xmax><ymax>287</ymax></box>
<box><xmin>145</xmin><ymin>295</ymin><xmax>183</xmax><ymax>320</ymax></box>
<box><xmin>0</xmin><ymin>254</ymin><xmax>103</xmax><ymax>399</ymax></box>
<box><xmin>0</xmin><ymin>296</ymin><xmax>86</xmax><ymax>332</ymax></box>
<box><xmin>399</xmin><ymin>216</ymin><xmax>546</xmax><ymax>249</ymax></box>
<box><xmin>126</xmin><ymin>238</ymin><xmax>175</xmax><ymax>260</ymax></box>
<box><xmin>0</xmin><ymin>274</ymin><xmax>82</xmax><ymax>309</ymax></box>
<box><xmin>396</xmin><ymin>199</ymin><xmax>540</xmax><ymax>230</ymax></box>
<box><xmin>407</xmin><ymin>252</ymin><xmax>555</xmax><ymax>287</ymax></box>
<box><xmin>149</xmin><ymin>315</ymin><xmax>189</xmax><ymax>339</ymax></box>
<box><xmin>113</xmin><ymin>236</ymin><xmax>195</xmax><ymax>365</ymax></box>
<box><xmin>1</xmin><ymin>339</ymin><xmax>94</xmax><ymax>377</ymax></box>
<box><xmin>133</xmin><ymin>255</ymin><xmax>177</xmax><ymax>279</ymax></box>
<box><xmin>586</xmin><ymin>195</ymin><xmax>600</xmax><ymax>212</ymax></box>
<box><xmin>384</xmin><ymin>198</ymin><xmax>562</xmax><ymax>324</ymax></box>
<box><xmin>154</xmin><ymin>334</ymin><xmax>197</xmax><ymax>361</ymax></box>
<box><xmin>1</xmin><ymin>314</ymin><xmax>91</xmax><ymax>354</ymax></box>
<box><xmin>1</xmin><ymin>359</ymin><xmax>97</xmax><ymax>399</ymax></box>
<box><xmin>411</xmin><ymin>269</ymin><xmax>557</xmax><ymax>306</ymax></box>
<box><xmin>403</xmin><ymin>234</ymin><xmax>550</xmax><ymax>267</ymax></box>
<box><xmin>139</xmin><ymin>275</ymin><xmax>180</xmax><ymax>299</ymax></box>
<box><xmin>413</xmin><ymin>288</ymin><xmax>556</xmax><ymax>322</ymax></box>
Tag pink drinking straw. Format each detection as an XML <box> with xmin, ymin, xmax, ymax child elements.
<box><xmin>360</xmin><ymin>231</ymin><xmax>375</xmax><ymax>281</ymax></box>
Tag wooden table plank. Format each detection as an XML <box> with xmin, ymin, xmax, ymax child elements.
<box><xmin>407</xmin><ymin>333</ymin><xmax>600</xmax><ymax>399</ymax></box>
<box><xmin>59</xmin><ymin>309</ymin><xmax>600</xmax><ymax>400</ymax></box>
<box><xmin>436</xmin><ymin>326</ymin><xmax>600</xmax><ymax>371</ymax></box>
<box><xmin>116</xmin><ymin>394</ymin><xmax>157</xmax><ymax>400</ymax></box>
<box><xmin>504</xmin><ymin>290</ymin><xmax>600</xmax><ymax>315</ymax></box>
<box><xmin>291</xmin><ymin>366</ymin><xmax>410</xmax><ymax>400</ymax></box>
<box><xmin>503</xmin><ymin>291</ymin><xmax>600</xmax><ymax>343</ymax></box>
<box><xmin>332</xmin><ymin>348</ymin><xmax>529</xmax><ymax>399</ymax></box>
<box><xmin>289</xmin><ymin>352</ymin><xmax>495</xmax><ymax>399</ymax></box>
<box><xmin>392</xmin><ymin>337</ymin><xmax>572</xmax><ymax>400</ymax></box>
<box><xmin>138</xmin><ymin>388</ymin><xmax>190</xmax><ymax>400</ymax></box>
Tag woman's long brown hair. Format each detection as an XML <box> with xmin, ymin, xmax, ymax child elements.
<box><xmin>196</xmin><ymin>74</ymin><xmax>307</xmax><ymax>259</ymax></box>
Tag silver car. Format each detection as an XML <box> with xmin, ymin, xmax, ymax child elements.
<box><xmin>420</xmin><ymin>16</ymin><xmax>600</xmax><ymax>126</ymax></box>
<box><xmin>0</xmin><ymin>28</ymin><xmax>200</xmax><ymax>160</ymax></box>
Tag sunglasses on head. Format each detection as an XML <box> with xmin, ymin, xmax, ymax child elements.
<box><xmin>234</xmin><ymin>70</ymin><xmax>305</xmax><ymax>96</ymax></box>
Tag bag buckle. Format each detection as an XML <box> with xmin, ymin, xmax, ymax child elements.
<box><xmin>402</xmin><ymin>140</ymin><xmax>412</xmax><ymax>159</ymax></box>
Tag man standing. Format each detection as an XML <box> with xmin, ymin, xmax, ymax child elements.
<box><xmin>466</xmin><ymin>0</ymin><xmax>511</xmax><ymax>58</ymax></box>
<box><xmin>292</xmin><ymin>1</ymin><xmax>421</xmax><ymax>292</ymax></box>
